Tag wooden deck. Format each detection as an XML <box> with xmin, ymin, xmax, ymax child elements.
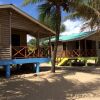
<box><xmin>56</xmin><ymin>49</ymin><xmax>97</xmax><ymax>57</ymax></box>
<box><xmin>12</xmin><ymin>46</ymin><xmax>51</xmax><ymax>59</ymax></box>
<box><xmin>0</xmin><ymin>46</ymin><xmax>51</xmax><ymax>78</ymax></box>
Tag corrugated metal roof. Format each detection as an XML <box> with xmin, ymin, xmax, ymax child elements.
<box><xmin>51</xmin><ymin>31</ymin><xmax>95</xmax><ymax>42</ymax></box>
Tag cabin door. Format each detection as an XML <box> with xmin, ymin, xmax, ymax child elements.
<box><xmin>12</xmin><ymin>34</ymin><xmax>20</xmax><ymax>46</ymax></box>
<box><xmin>86</xmin><ymin>40</ymin><xmax>96</xmax><ymax>49</ymax></box>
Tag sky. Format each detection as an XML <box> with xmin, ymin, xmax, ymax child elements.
<box><xmin>61</xmin><ymin>20</ymin><xmax>83</xmax><ymax>35</ymax></box>
<box><xmin>0</xmin><ymin>0</ymin><xmax>86</xmax><ymax>41</ymax></box>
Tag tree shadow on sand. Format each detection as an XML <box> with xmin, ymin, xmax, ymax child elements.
<box><xmin>0</xmin><ymin>69</ymin><xmax>100</xmax><ymax>100</ymax></box>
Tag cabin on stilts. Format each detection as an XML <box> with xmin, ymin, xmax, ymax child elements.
<box><xmin>0</xmin><ymin>4</ymin><xmax>55</xmax><ymax>78</ymax></box>
<box><xmin>51</xmin><ymin>31</ymin><xmax>100</xmax><ymax>58</ymax></box>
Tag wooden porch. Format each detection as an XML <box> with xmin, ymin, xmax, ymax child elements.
<box><xmin>12</xmin><ymin>46</ymin><xmax>51</xmax><ymax>59</ymax></box>
<box><xmin>56</xmin><ymin>49</ymin><xmax>97</xmax><ymax>58</ymax></box>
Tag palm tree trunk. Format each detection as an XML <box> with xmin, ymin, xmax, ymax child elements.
<box><xmin>51</xmin><ymin>5</ymin><xmax>61</xmax><ymax>73</ymax></box>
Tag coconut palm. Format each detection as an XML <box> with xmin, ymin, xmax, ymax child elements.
<box><xmin>39</xmin><ymin>14</ymin><xmax>66</xmax><ymax>32</ymax></box>
<box><xmin>23</xmin><ymin>0</ymin><xmax>78</xmax><ymax>72</ymax></box>
<box><xmin>60</xmin><ymin>24</ymin><xmax>66</xmax><ymax>32</ymax></box>
<box><xmin>65</xmin><ymin>0</ymin><xmax>100</xmax><ymax>31</ymax></box>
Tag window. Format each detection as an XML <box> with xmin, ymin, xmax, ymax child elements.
<box><xmin>76</xmin><ymin>41</ymin><xmax>79</xmax><ymax>49</ymax></box>
<box><xmin>63</xmin><ymin>43</ymin><xmax>66</xmax><ymax>50</ymax></box>
<box><xmin>12</xmin><ymin>34</ymin><xmax>20</xmax><ymax>46</ymax></box>
<box><xmin>86</xmin><ymin>40</ymin><xmax>92</xmax><ymax>49</ymax></box>
<box><xmin>98</xmin><ymin>41</ymin><xmax>100</xmax><ymax>49</ymax></box>
<box><xmin>52</xmin><ymin>44</ymin><xmax>54</xmax><ymax>51</ymax></box>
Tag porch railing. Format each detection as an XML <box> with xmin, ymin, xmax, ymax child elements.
<box><xmin>56</xmin><ymin>49</ymin><xmax>97</xmax><ymax>58</ymax></box>
<box><xmin>12</xmin><ymin>46</ymin><xmax>51</xmax><ymax>59</ymax></box>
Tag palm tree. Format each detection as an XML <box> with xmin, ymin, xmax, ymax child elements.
<box><xmin>39</xmin><ymin>14</ymin><xmax>66</xmax><ymax>32</ymax></box>
<box><xmin>65</xmin><ymin>0</ymin><xmax>100</xmax><ymax>31</ymax></box>
<box><xmin>60</xmin><ymin>24</ymin><xmax>66</xmax><ymax>32</ymax></box>
<box><xmin>23</xmin><ymin>0</ymin><xmax>78</xmax><ymax>72</ymax></box>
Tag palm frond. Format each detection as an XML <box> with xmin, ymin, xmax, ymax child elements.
<box><xmin>64</xmin><ymin>0</ymin><xmax>100</xmax><ymax>31</ymax></box>
<box><xmin>38</xmin><ymin>2</ymin><xmax>57</xmax><ymax>31</ymax></box>
<box><xmin>64</xmin><ymin>12</ymin><xmax>81</xmax><ymax>20</ymax></box>
<box><xmin>60</xmin><ymin>24</ymin><xmax>66</xmax><ymax>32</ymax></box>
<box><xmin>23</xmin><ymin>0</ymin><xmax>44</xmax><ymax>6</ymax></box>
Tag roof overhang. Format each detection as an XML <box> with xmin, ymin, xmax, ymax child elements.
<box><xmin>0</xmin><ymin>4</ymin><xmax>56</xmax><ymax>38</ymax></box>
<box><xmin>51</xmin><ymin>31</ymin><xmax>97</xmax><ymax>42</ymax></box>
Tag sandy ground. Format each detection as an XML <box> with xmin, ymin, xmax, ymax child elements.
<box><xmin>0</xmin><ymin>66</ymin><xmax>100</xmax><ymax>100</ymax></box>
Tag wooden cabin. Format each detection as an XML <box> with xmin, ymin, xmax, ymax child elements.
<box><xmin>0</xmin><ymin>4</ymin><xmax>55</xmax><ymax>78</ymax></box>
<box><xmin>51</xmin><ymin>31</ymin><xmax>100</xmax><ymax>58</ymax></box>
<box><xmin>0</xmin><ymin>4</ymin><xmax>55</xmax><ymax>60</ymax></box>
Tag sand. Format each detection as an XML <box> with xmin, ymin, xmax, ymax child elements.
<box><xmin>0</xmin><ymin>67</ymin><xmax>100</xmax><ymax>100</ymax></box>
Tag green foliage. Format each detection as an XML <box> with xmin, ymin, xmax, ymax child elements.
<box><xmin>28</xmin><ymin>39</ymin><xmax>36</xmax><ymax>51</ymax></box>
<box><xmin>28</xmin><ymin>37</ymin><xmax>48</xmax><ymax>47</ymax></box>
<box><xmin>23</xmin><ymin>0</ymin><xmax>81</xmax><ymax>32</ymax></box>
<box><xmin>60</xmin><ymin>24</ymin><xmax>66</xmax><ymax>32</ymax></box>
<box><xmin>28</xmin><ymin>38</ymin><xmax>36</xmax><ymax>46</ymax></box>
<box><xmin>65</xmin><ymin>0</ymin><xmax>100</xmax><ymax>31</ymax></box>
<box><xmin>39</xmin><ymin>37</ymin><xmax>48</xmax><ymax>46</ymax></box>
<box><xmin>23</xmin><ymin>0</ymin><xmax>43</xmax><ymax>6</ymax></box>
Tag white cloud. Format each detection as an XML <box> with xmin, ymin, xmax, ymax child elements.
<box><xmin>61</xmin><ymin>19</ymin><xmax>92</xmax><ymax>36</ymax></box>
<box><xmin>61</xmin><ymin>20</ymin><xmax>83</xmax><ymax>35</ymax></box>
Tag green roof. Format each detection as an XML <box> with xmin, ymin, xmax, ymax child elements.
<box><xmin>51</xmin><ymin>31</ymin><xmax>95</xmax><ymax>42</ymax></box>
